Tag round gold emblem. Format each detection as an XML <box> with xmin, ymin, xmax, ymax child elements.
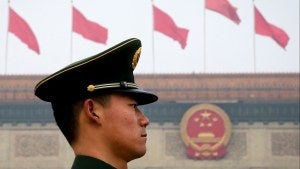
<box><xmin>87</xmin><ymin>85</ymin><xmax>95</xmax><ymax>92</ymax></box>
<box><xmin>132</xmin><ymin>47</ymin><xmax>141</xmax><ymax>70</ymax></box>
<box><xmin>180</xmin><ymin>103</ymin><xmax>232</xmax><ymax>159</ymax></box>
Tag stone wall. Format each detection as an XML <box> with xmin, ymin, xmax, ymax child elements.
<box><xmin>0</xmin><ymin>124</ymin><xmax>73</xmax><ymax>169</ymax></box>
<box><xmin>0</xmin><ymin>123</ymin><xmax>299</xmax><ymax>169</ymax></box>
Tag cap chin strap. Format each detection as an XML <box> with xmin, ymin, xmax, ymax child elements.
<box><xmin>87</xmin><ymin>81</ymin><xmax>138</xmax><ymax>92</ymax></box>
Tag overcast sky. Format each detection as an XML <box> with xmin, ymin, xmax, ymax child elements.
<box><xmin>0</xmin><ymin>0</ymin><xmax>299</xmax><ymax>75</ymax></box>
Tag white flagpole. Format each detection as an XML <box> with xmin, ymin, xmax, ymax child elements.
<box><xmin>70</xmin><ymin>0</ymin><xmax>73</xmax><ymax>63</ymax></box>
<box><xmin>5</xmin><ymin>1</ymin><xmax>11</xmax><ymax>74</ymax></box>
<box><xmin>151</xmin><ymin>0</ymin><xmax>155</xmax><ymax>74</ymax></box>
<box><xmin>203</xmin><ymin>0</ymin><xmax>207</xmax><ymax>73</ymax></box>
<box><xmin>253</xmin><ymin>0</ymin><xmax>256</xmax><ymax>73</ymax></box>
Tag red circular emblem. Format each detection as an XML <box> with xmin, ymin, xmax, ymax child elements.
<box><xmin>180</xmin><ymin>104</ymin><xmax>232</xmax><ymax>159</ymax></box>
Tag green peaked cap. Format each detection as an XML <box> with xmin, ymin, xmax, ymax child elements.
<box><xmin>34</xmin><ymin>38</ymin><xmax>158</xmax><ymax>105</ymax></box>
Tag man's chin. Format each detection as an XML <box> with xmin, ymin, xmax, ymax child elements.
<box><xmin>128</xmin><ymin>149</ymin><xmax>147</xmax><ymax>162</ymax></box>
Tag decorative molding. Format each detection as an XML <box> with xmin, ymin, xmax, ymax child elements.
<box><xmin>14</xmin><ymin>134</ymin><xmax>59</xmax><ymax>157</ymax></box>
<box><xmin>0</xmin><ymin>74</ymin><xmax>299</xmax><ymax>102</ymax></box>
<box><xmin>271</xmin><ymin>132</ymin><xmax>299</xmax><ymax>156</ymax></box>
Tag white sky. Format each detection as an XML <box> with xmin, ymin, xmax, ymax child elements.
<box><xmin>0</xmin><ymin>0</ymin><xmax>299</xmax><ymax>75</ymax></box>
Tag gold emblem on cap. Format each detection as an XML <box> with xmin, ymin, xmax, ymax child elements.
<box><xmin>132</xmin><ymin>47</ymin><xmax>141</xmax><ymax>69</ymax></box>
<box><xmin>87</xmin><ymin>85</ymin><xmax>95</xmax><ymax>92</ymax></box>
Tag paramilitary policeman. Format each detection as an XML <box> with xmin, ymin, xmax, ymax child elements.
<box><xmin>35</xmin><ymin>38</ymin><xmax>158</xmax><ymax>169</ymax></box>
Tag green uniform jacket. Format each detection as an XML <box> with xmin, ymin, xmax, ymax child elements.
<box><xmin>71</xmin><ymin>155</ymin><xmax>116</xmax><ymax>169</ymax></box>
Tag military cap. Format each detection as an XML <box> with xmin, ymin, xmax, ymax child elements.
<box><xmin>34</xmin><ymin>38</ymin><xmax>158</xmax><ymax>105</ymax></box>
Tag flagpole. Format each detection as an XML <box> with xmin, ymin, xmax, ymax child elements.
<box><xmin>203</xmin><ymin>0</ymin><xmax>206</xmax><ymax>73</ymax></box>
<box><xmin>5</xmin><ymin>1</ymin><xmax>10</xmax><ymax>74</ymax></box>
<box><xmin>70</xmin><ymin>0</ymin><xmax>73</xmax><ymax>63</ymax></box>
<box><xmin>151</xmin><ymin>0</ymin><xmax>155</xmax><ymax>74</ymax></box>
<box><xmin>253</xmin><ymin>0</ymin><xmax>256</xmax><ymax>73</ymax></box>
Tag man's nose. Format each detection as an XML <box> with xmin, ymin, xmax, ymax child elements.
<box><xmin>139</xmin><ymin>110</ymin><xmax>150</xmax><ymax>127</ymax></box>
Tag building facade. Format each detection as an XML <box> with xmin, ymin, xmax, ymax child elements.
<box><xmin>0</xmin><ymin>73</ymin><xmax>299</xmax><ymax>169</ymax></box>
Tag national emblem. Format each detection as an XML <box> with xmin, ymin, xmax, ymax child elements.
<box><xmin>180</xmin><ymin>104</ymin><xmax>232</xmax><ymax>159</ymax></box>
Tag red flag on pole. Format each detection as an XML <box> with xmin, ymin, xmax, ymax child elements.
<box><xmin>205</xmin><ymin>0</ymin><xmax>241</xmax><ymax>24</ymax></box>
<box><xmin>9</xmin><ymin>7</ymin><xmax>40</xmax><ymax>54</ymax></box>
<box><xmin>254</xmin><ymin>6</ymin><xmax>289</xmax><ymax>49</ymax></box>
<box><xmin>153</xmin><ymin>5</ymin><xmax>189</xmax><ymax>49</ymax></box>
<box><xmin>73</xmin><ymin>6</ymin><xmax>108</xmax><ymax>44</ymax></box>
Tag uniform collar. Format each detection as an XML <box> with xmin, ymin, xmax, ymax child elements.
<box><xmin>71</xmin><ymin>155</ymin><xmax>116</xmax><ymax>169</ymax></box>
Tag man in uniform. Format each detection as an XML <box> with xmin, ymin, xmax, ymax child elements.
<box><xmin>34</xmin><ymin>38</ymin><xmax>158</xmax><ymax>169</ymax></box>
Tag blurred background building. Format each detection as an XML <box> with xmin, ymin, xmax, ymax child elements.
<box><xmin>0</xmin><ymin>73</ymin><xmax>299</xmax><ymax>169</ymax></box>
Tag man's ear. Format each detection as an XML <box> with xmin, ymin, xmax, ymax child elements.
<box><xmin>83</xmin><ymin>99</ymin><xmax>102</xmax><ymax>123</ymax></box>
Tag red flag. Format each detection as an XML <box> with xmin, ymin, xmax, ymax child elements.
<box><xmin>73</xmin><ymin>6</ymin><xmax>108</xmax><ymax>44</ymax></box>
<box><xmin>9</xmin><ymin>7</ymin><xmax>40</xmax><ymax>54</ymax></box>
<box><xmin>254</xmin><ymin>6</ymin><xmax>289</xmax><ymax>49</ymax></box>
<box><xmin>153</xmin><ymin>5</ymin><xmax>189</xmax><ymax>49</ymax></box>
<box><xmin>205</xmin><ymin>0</ymin><xmax>241</xmax><ymax>24</ymax></box>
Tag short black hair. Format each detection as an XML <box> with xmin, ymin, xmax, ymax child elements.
<box><xmin>51</xmin><ymin>100</ymin><xmax>82</xmax><ymax>145</ymax></box>
<box><xmin>51</xmin><ymin>94</ymin><xmax>111</xmax><ymax>145</ymax></box>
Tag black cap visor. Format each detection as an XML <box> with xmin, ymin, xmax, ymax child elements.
<box><xmin>112</xmin><ymin>89</ymin><xmax>158</xmax><ymax>105</ymax></box>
